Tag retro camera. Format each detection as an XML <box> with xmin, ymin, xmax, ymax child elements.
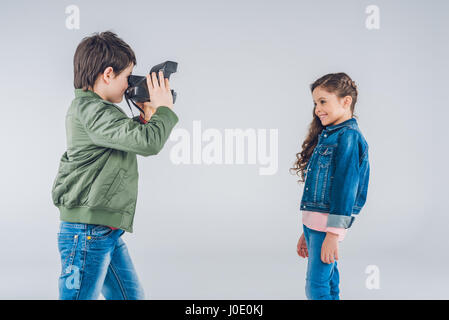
<box><xmin>124</xmin><ymin>61</ymin><xmax>178</xmax><ymax>117</ymax></box>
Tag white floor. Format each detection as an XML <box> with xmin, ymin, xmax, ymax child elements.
<box><xmin>1</xmin><ymin>247</ymin><xmax>444</xmax><ymax>300</ymax></box>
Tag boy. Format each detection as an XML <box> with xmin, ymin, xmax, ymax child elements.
<box><xmin>51</xmin><ymin>31</ymin><xmax>178</xmax><ymax>300</ymax></box>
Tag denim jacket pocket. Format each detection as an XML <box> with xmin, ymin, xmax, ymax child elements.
<box><xmin>317</xmin><ymin>146</ymin><xmax>333</xmax><ymax>168</ymax></box>
<box><xmin>315</xmin><ymin>145</ymin><xmax>335</xmax><ymax>203</ymax></box>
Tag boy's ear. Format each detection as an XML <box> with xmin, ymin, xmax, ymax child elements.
<box><xmin>102</xmin><ymin>66</ymin><xmax>115</xmax><ymax>84</ymax></box>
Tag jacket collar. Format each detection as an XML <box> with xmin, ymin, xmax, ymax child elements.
<box><xmin>324</xmin><ymin>117</ymin><xmax>357</xmax><ymax>132</ymax></box>
<box><xmin>74</xmin><ymin>89</ymin><xmax>104</xmax><ymax>100</ymax></box>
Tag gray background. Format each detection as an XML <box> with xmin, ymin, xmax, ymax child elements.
<box><xmin>0</xmin><ymin>0</ymin><xmax>447</xmax><ymax>299</ymax></box>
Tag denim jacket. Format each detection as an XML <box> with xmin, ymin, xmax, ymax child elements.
<box><xmin>300</xmin><ymin>117</ymin><xmax>370</xmax><ymax>229</ymax></box>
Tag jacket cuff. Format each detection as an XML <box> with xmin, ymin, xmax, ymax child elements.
<box><xmin>139</xmin><ymin>114</ymin><xmax>148</xmax><ymax>124</ymax></box>
<box><xmin>155</xmin><ymin>106</ymin><xmax>179</xmax><ymax>123</ymax></box>
<box><xmin>325</xmin><ymin>227</ymin><xmax>346</xmax><ymax>236</ymax></box>
<box><xmin>326</xmin><ymin>214</ymin><xmax>355</xmax><ymax>229</ymax></box>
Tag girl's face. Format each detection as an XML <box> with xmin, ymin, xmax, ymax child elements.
<box><xmin>312</xmin><ymin>86</ymin><xmax>352</xmax><ymax>127</ymax></box>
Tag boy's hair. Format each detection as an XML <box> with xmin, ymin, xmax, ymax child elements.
<box><xmin>73</xmin><ymin>31</ymin><xmax>137</xmax><ymax>90</ymax></box>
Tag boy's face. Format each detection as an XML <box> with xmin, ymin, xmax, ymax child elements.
<box><xmin>99</xmin><ymin>63</ymin><xmax>134</xmax><ymax>103</ymax></box>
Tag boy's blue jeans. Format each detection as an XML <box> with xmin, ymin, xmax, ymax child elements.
<box><xmin>303</xmin><ymin>224</ymin><xmax>340</xmax><ymax>300</ymax></box>
<box><xmin>57</xmin><ymin>221</ymin><xmax>145</xmax><ymax>300</ymax></box>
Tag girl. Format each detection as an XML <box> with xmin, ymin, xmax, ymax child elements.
<box><xmin>291</xmin><ymin>73</ymin><xmax>370</xmax><ymax>300</ymax></box>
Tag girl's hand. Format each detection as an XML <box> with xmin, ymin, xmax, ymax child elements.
<box><xmin>297</xmin><ymin>232</ymin><xmax>308</xmax><ymax>258</ymax></box>
<box><xmin>321</xmin><ymin>232</ymin><xmax>339</xmax><ymax>264</ymax></box>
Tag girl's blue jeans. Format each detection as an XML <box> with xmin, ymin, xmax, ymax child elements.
<box><xmin>303</xmin><ymin>224</ymin><xmax>341</xmax><ymax>300</ymax></box>
<box><xmin>57</xmin><ymin>221</ymin><xmax>145</xmax><ymax>300</ymax></box>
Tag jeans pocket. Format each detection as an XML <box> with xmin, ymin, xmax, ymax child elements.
<box><xmin>58</xmin><ymin>233</ymin><xmax>79</xmax><ymax>275</ymax></box>
<box><xmin>91</xmin><ymin>224</ymin><xmax>114</xmax><ymax>239</ymax></box>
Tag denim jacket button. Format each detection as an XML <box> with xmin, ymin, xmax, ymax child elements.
<box><xmin>305</xmin><ymin>187</ymin><xmax>308</xmax><ymax>190</ymax></box>
<box><xmin>324</xmin><ymin>134</ymin><xmax>327</xmax><ymax>137</ymax></box>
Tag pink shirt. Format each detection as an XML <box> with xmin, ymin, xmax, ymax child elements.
<box><xmin>108</xmin><ymin>114</ymin><xmax>148</xmax><ymax>231</ymax></box>
<box><xmin>301</xmin><ymin>210</ymin><xmax>347</xmax><ymax>242</ymax></box>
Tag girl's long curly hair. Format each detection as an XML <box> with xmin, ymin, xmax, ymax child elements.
<box><xmin>290</xmin><ymin>72</ymin><xmax>359</xmax><ymax>183</ymax></box>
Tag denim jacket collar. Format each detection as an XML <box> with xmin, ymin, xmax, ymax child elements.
<box><xmin>324</xmin><ymin>117</ymin><xmax>358</xmax><ymax>133</ymax></box>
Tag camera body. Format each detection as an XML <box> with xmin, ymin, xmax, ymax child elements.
<box><xmin>125</xmin><ymin>61</ymin><xmax>178</xmax><ymax>104</ymax></box>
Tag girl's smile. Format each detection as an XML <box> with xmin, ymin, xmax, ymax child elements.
<box><xmin>318</xmin><ymin>113</ymin><xmax>328</xmax><ymax>121</ymax></box>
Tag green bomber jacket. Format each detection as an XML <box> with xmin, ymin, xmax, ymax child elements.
<box><xmin>51</xmin><ymin>89</ymin><xmax>179</xmax><ymax>232</ymax></box>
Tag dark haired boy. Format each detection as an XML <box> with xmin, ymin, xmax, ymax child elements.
<box><xmin>51</xmin><ymin>31</ymin><xmax>178</xmax><ymax>300</ymax></box>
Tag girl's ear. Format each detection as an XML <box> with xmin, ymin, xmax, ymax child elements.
<box><xmin>343</xmin><ymin>95</ymin><xmax>352</xmax><ymax>109</ymax></box>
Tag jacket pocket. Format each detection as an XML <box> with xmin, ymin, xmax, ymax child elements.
<box><xmin>318</xmin><ymin>146</ymin><xmax>333</xmax><ymax>168</ymax></box>
<box><xmin>87</xmin><ymin>167</ymin><xmax>125</xmax><ymax>208</ymax></box>
<box><xmin>104</xmin><ymin>168</ymin><xmax>125</xmax><ymax>203</ymax></box>
<box><xmin>316</xmin><ymin>146</ymin><xmax>334</xmax><ymax>203</ymax></box>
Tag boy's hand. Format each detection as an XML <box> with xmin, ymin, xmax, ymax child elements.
<box><xmin>135</xmin><ymin>102</ymin><xmax>156</xmax><ymax>122</ymax></box>
<box><xmin>321</xmin><ymin>232</ymin><xmax>339</xmax><ymax>264</ymax></box>
<box><xmin>297</xmin><ymin>232</ymin><xmax>308</xmax><ymax>258</ymax></box>
<box><xmin>146</xmin><ymin>70</ymin><xmax>174</xmax><ymax>110</ymax></box>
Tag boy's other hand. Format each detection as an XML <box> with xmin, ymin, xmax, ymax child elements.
<box><xmin>146</xmin><ymin>70</ymin><xmax>174</xmax><ymax>110</ymax></box>
<box><xmin>135</xmin><ymin>102</ymin><xmax>156</xmax><ymax>122</ymax></box>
